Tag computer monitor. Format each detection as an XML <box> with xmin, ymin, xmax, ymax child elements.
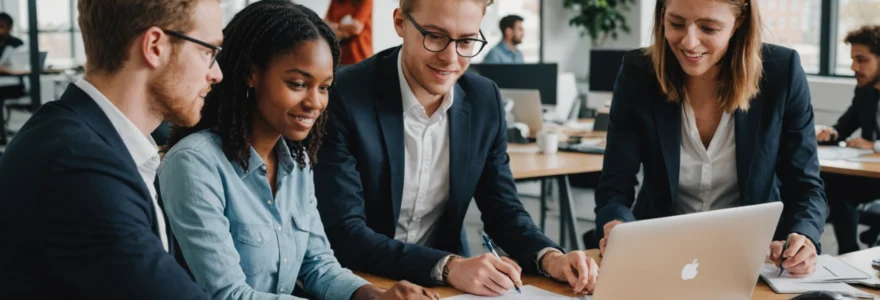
<box><xmin>468</xmin><ymin>63</ymin><xmax>557</xmax><ymax>105</ymax></box>
<box><xmin>588</xmin><ymin>49</ymin><xmax>628</xmax><ymax>92</ymax></box>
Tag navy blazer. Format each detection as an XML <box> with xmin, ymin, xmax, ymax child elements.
<box><xmin>315</xmin><ymin>47</ymin><xmax>559</xmax><ymax>286</ymax></box>
<box><xmin>0</xmin><ymin>85</ymin><xmax>207</xmax><ymax>299</ymax></box>
<box><xmin>595</xmin><ymin>45</ymin><xmax>827</xmax><ymax>247</ymax></box>
<box><xmin>829</xmin><ymin>85</ymin><xmax>879</xmax><ymax>142</ymax></box>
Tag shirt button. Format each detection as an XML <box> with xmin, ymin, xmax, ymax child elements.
<box><xmin>283</xmin><ymin>258</ymin><xmax>288</xmax><ymax>263</ymax></box>
<box><xmin>267</xmin><ymin>200</ymin><xmax>273</xmax><ymax>205</ymax></box>
<box><xmin>280</xmin><ymin>288</ymin><xmax>285</xmax><ymax>293</ymax></box>
<box><xmin>276</xmin><ymin>226</ymin><xmax>282</xmax><ymax>232</ymax></box>
<box><xmin>261</xmin><ymin>165</ymin><xmax>267</xmax><ymax>171</ymax></box>
<box><xmin>257</xmin><ymin>237</ymin><xmax>262</xmax><ymax>243</ymax></box>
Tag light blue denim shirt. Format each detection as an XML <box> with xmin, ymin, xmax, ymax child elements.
<box><xmin>482</xmin><ymin>42</ymin><xmax>524</xmax><ymax>64</ymax></box>
<box><xmin>158</xmin><ymin>130</ymin><xmax>369</xmax><ymax>300</ymax></box>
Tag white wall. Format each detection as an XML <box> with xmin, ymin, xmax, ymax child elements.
<box><xmin>808</xmin><ymin>76</ymin><xmax>857</xmax><ymax>127</ymax></box>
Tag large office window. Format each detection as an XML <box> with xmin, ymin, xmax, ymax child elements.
<box><xmin>761</xmin><ymin>0</ymin><xmax>880</xmax><ymax>77</ymax></box>
<box><xmin>836</xmin><ymin>0</ymin><xmax>880</xmax><ymax>75</ymax></box>
<box><xmin>1</xmin><ymin>0</ymin><xmax>80</xmax><ymax>67</ymax></box>
<box><xmin>762</xmin><ymin>0</ymin><xmax>822</xmax><ymax>74</ymax></box>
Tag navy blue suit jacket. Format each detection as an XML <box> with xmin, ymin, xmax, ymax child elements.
<box><xmin>315</xmin><ymin>47</ymin><xmax>559</xmax><ymax>286</ymax></box>
<box><xmin>595</xmin><ymin>45</ymin><xmax>827</xmax><ymax>247</ymax></box>
<box><xmin>0</xmin><ymin>85</ymin><xmax>208</xmax><ymax>299</ymax></box>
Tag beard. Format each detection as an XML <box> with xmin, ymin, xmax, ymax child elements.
<box><xmin>513</xmin><ymin>36</ymin><xmax>523</xmax><ymax>45</ymax></box>
<box><xmin>148</xmin><ymin>57</ymin><xmax>205</xmax><ymax>127</ymax></box>
<box><xmin>856</xmin><ymin>61</ymin><xmax>880</xmax><ymax>88</ymax></box>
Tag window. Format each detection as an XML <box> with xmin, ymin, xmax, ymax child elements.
<box><xmin>835</xmin><ymin>0</ymin><xmax>880</xmax><ymax>75</ymax></box>
<box><xmin>474</xmin><ymin>0</ymin><xmax>541</xmax><ymax>63</ymax></box>
<box><xmin>762</xmin><ymin>0</ymin><xmax>822</xmax><ymax>74</ymax></box>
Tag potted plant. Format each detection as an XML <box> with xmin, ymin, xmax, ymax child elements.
<box><xmin>563</xmin><ymin>0</ymin><xmax>636</xmax><ymax>47</ymax></box>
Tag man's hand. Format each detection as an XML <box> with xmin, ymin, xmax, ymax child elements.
<box><xmin>816</xmin><ymin>126</ymin><xmax>838</xmax><ymax>142</ymax></box>
<box><xmin>769</xmin><ymin>233</ymin><xmax>819</xmax><ymax>277</ymax></box>
<box><xmin>353</xmin><ymin>281</ymin><xmax>440</xmax><ymax>300</ymax></box>
<box><xmin>541</xmin><ymin>251</ymin><xmax>599</xmax><ymax>294</ymax></box>
<box><xmin>846</xmin><ymin>137</ymin><xmax>874</xmax><ymax>149</ymax></box>
<box><xmin>599</xmin><ymin>220</ymin><xmax>624</xmax><ymax>256</ymax></box>
<box><xmin>446</xmin><ymin>254</ymin><xmax>523</xmax><ymax>296</ymax></box>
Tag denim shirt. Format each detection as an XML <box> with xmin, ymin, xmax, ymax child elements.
<box><xmin>482</xmin><ymin>42</ymin><xmax>524</xmax><ymax>64</ymax></box>
<box><xmin>158</xmin><ymin>130</ymin><xmax>368</xmax><ymax>300</ymax></box>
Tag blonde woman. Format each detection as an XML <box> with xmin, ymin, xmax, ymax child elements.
<box><xmin>595</xmin><ymin>0</ymin><xmax>826</xmax><ymax>277</ymax></box>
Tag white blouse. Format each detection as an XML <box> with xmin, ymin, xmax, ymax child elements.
<box><xmin>676</xmin><ymin>98</ymin><xmax>740</xmax><ymax>214</ymax></box>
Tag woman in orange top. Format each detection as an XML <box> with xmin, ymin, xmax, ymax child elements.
<box><xmin>325</xmin><ymin>0</ymin><xmax>373</xmax><ymax>65</ymax></box>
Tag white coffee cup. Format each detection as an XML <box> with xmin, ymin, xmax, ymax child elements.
<box><xmin>536</xmin><ymin>131</ymin><xmax>558</xmax><ymax>154</ymax></box>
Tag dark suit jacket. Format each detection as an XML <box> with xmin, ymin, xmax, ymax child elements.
<box><xmin>829</xmin><ymin>85</ymin><xmax>879</xmax><ymax>142</ymax></box>
<box><xmin>0</xmin><ymin>85</ymin><xmax>207</xmax><ymax>299</ymax></box>
<box><xmin>595</xmin><ymin>45</ymin><xmax>827</xmax><ymax>248</ymax></box>
<box><xmin>315</xmin><ymin>47</ymin><xmax>560</xmax><ymax>286</ymax></box>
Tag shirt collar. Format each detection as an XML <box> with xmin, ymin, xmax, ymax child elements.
<box><xmin>74</xmin><ymin>78</ymin><xmax>158</xmax><ymax>167</ymax></box>
<box><xmin>236</xmin><ymin>139</ymin><xmax>298</xmax><ymax>178</ymax></box>
<box><xmin>397</xmin><ymin>50</ymin><xmax>455</xmax><ymax>114</ymax></box>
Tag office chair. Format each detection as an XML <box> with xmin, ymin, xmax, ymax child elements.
<box><xmin>0</xmin><ymin>75</ymin><xmax>27</xmax><ymax>145</ymax></box>
<box><xmin>858</xmin><ymin>199</ymin><xmax>880</xmax><ymax>247</ymax></box>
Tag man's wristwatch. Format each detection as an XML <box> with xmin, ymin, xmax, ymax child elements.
<box><xmin>441</xmin><ymin>255</ymin><xmax>460</xmax><ymax>285</ymax></box>
<box><xmin>874</xmin><ymin>140</ymin><xmax>880</xmax><ymax>153</ymax></box>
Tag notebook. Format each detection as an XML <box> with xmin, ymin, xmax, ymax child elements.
<box><xmin>759</xmin><ymin>255</ymin><xmax>874</xmax><ymax>298</ymax></box>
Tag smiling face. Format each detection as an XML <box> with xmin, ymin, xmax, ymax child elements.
<box><xmin>663</xmin><ymin>0</ymin><xmax>740</xmax><ymax>79</ymax></box>
<box><xmin>249</xmin><ymin>39</ymin><xmax>334</xmax><ymax>142</ymax></box>
<box><xmin>393</xmin><ymin>0</ymin><xmax>484</xmax><ymax>97</ymax></box>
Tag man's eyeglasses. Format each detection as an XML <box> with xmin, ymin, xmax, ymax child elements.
<box><xmin>403</xmin><ymin>13</ymin><xmax>487</xmax><ymax>58</ymax></box>
<box><xmin>162</xmin><ymin>29</ymin><xmax>222</xmax><ymax>69</ymax></box>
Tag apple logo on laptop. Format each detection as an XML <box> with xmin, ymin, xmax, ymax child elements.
<box><xmin>681</xmin><ymin>259</ymin><xmax>699</xmax><ymax>280</ymax></box>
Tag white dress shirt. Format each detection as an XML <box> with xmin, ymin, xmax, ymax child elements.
<box><xmin>74</xmin><ymin>78</ymin><xmax>169</xmax><ymax>252</ymax></box>
<box><xmin>394</xmin><ymin>51</ymin><xmax>454</xmax><ymax>246</ymax></box>
<box><xmin>676</xmin><ymin>98</ymin><xmax>740</xmax><ymax>214</ymax></box>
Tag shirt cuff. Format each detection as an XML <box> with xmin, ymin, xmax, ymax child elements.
<box><xmin>432</xmin><ymin>254</ymin><xmax>456</xmax><ymax>284</ymax></box>
<box><xmin>323</xmin><ymin>271</ymin><xmax>371</xmax><ymax>300</ymax></box>
<box><xmin>535</xmin><ymin>247</ymin><xmax>564</xmax><ymax>277</ymax></box>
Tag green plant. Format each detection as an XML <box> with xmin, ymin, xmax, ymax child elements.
<box><xmin>563</xmin><ymin>0</ymin><xmax>636</xmax><ymax>47</ymax></box>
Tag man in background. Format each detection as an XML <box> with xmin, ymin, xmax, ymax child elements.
<box><xmin>483</xmin><ymin>14</ymin><xmax>523</xmax><ymax>64</ymax></box>
<box><xmin>815</xmin><ymin>25</ymin><xmax>880</xmax><ymax>254</ymax></box>
<box><xmin>325</xmin><ymin>0</ymin><xmax>373</xmax><ymax>65</ymax></box>
<box><xmin>0</xmin><ymin>12</ymin><xmax>23</xmax><ymax>62</ymax></box>
<box><xmin>0</xmin><ymin>12</ymin><xmax>25</xmax><ymax>102</ymax></box>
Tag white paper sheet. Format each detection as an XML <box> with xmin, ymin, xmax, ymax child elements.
<box><xmin>818</xmin><ymin>147</ymin><xmax>874</xmax><ymax>160</ymax></box>
<box><xmin>443</xmin><ymin>285</ymin><xmax>588</xmax><ymax>300</ymax></box>
<box><xmin>759</xmin><ymin>256</ymin><xmax>875</xmax><ymax>299</ymax></box>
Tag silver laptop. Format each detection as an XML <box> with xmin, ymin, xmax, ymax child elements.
<box><xmin>593</xmin><ymin>202</ymin><xmax>784</xmax><ymax>300</ymax></box>
<box><xmin>500</xmin><ymin>88</ymin><xmax>543</xmax><ymax>134</ymax></box>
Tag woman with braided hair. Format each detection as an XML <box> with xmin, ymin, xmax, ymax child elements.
<box><xmin>158</xmin><ymin>1</ymin><xmax>437</xmax><ymax>299</ymax></box>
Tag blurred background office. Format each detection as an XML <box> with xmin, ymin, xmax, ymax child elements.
<box><xmin>2</xmin><ymin>0</ymin><xmax>880</xmax><ymax>256</ymax></box>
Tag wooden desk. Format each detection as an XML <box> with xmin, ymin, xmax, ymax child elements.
<box><xmin>508</xmin><ymin>144</ymin><xmax>604</xmax><ymax>180</ymax></box>
<box><xmin>356</xmin><ymin>247</ymin><xmax>880</xmax><ymax>299</ymax></box>
<box><xmin>506</xmin><ymin>144</ymin><xmax>604</xmax><ymax>250</ymax></box>
<box><xmin>820</xmin><ymin>153</ymin><xmax>880</xmax><ymax>179</ymax></box>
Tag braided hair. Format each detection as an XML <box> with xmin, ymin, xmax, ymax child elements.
<box><xmin>167</xmin><ymin>0</ymin><xmax>341</xmax><ymax>170</ymax></box>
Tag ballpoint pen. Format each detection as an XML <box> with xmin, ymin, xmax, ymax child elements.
<box><xmin>779</xmin><ymin>235</ymin><xmax>791</xmax><ymax>276</ymax></box>
<box><xmin>481</xmin><ymin>232</ymin><xmax>522</xmax><ymax>294</ymax></box>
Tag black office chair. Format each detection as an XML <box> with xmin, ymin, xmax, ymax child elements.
<box><xmin>858</xmin><ymin>199</ymin><xmax>880</xmax><ymax>247</ymax></box>
<box><xmin>0</xmin><ymin>76</ymin><xmax>27</xmax><ymax>145</ymax></box>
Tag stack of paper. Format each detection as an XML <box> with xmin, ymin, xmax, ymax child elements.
<box><xmin>760</xmin><ymin>255</ymin><xmax>875</xmax><ymax>299</ymax></box>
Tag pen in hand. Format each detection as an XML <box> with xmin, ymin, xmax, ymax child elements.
<box><xmin>779</xmin><ymin>235</ymin><xmax>791</xmax><ymax>276</ymax></box>
<box><xmin>481</xmin><ymin>233</ymin><xmax>522</xmax><ymax>294</ymax></box>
